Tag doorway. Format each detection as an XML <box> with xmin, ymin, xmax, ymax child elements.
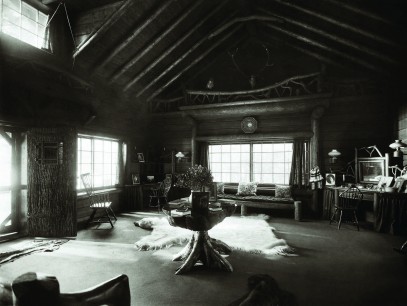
<box><xmin>0</xmin><ymin>130</ymin><xmax>26</xmax><ymax>241</ymax></box>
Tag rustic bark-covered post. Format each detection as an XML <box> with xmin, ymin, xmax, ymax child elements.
<box><xmin>310</xmin><ymin>106</ymin><xmax>325</xmax><ymax>216</ymax></box>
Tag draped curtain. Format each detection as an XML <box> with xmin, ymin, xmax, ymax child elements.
<box><xmin>289</xmin><ymin>140</ymin><xmax>308</xmax><ymax>188</ymax></box>
<box><xmin>198</xmin><ymin>142</ymin><xmax>209</xmax><ymax>168</ymax></box>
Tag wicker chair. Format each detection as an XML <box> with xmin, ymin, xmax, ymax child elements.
<box><xmin>80</xmin><ymin>173</ymin><xmax>117</xmax><ymax>228</ymax></box>
<box><xmin>149</xmin><ymin>179</ymin><xmax>171</xmax><ymax>213</ymax></box>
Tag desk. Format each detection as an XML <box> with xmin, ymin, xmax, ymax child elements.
<box><xmin>323</xmin><ymin>187</ymin><xmax>378</xmax><ymax>221</ymax></box>
<box><xmin>324</xmin><ymin>187</ymin><xmax>407</xmax><ymax>234</ymax></box>
<box><xmin>163</xmin><ymin>201</ymin><xmax>236</xmax><ymax>275</ymax></box>
<box><xmin>374</xmin><ymin>193</ymin><xmax>407</xmax><ymax>235</ymax></box>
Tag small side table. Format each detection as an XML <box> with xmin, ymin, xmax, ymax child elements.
<box><xmin>162</xmin><ymin>202</ymin><xmax>236</xmax><ymax>275</ymax></box>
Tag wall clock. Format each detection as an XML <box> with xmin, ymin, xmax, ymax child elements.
<box><xmin>241</xmin><ymin>117</ymin><xmax>257</xmax><ymax>133</ymax></box>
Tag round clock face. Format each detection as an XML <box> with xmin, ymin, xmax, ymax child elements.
<box><xmin>241</xmin><ymin>117</ymin><xmax>257</xmax><ymax>133</ymax></box>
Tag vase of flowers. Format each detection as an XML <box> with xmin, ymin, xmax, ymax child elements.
<box><xmin>175</xmin><ymin>165</ymin><xmax>213</xmax><ymax>213</ymax></box>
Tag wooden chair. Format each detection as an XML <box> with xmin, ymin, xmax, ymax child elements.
<box><xmin>149</xmin><ymin>179</ymin><xmax>171</xmax><ymax>212</ymax></box>
<box><xmin>80</xmin><ymin>173</ymin><xmax>117</xmax><ymax>228</ymax></box>
<box><xmin>330</xmin><ymin>185</ymin><xmax>363</xmax><ymax>230</ymax></box>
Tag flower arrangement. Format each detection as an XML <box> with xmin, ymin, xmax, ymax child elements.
<box><xmin>175</xmin><ymin>165</ymin><xmax>213</xmax><ymax>192</ymax></box>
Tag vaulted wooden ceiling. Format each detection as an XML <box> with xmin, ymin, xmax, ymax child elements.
<box><xmin>39</xmin><ymin>0</ymin><xmax>406</xmax><ymax>105</ymax></box>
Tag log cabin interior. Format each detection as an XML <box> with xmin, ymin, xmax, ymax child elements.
<box><xmin>1</xmin><ymin>0</ymin><xmax>407</xmax><ymax>305</ymax></box>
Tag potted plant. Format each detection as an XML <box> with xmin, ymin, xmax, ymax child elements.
<box><xmin>175</xmin><ymin>165</ymin><xmax>213</xmax><ymax>213</ymax></box>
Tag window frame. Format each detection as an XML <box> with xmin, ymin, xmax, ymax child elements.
<box><xmin>0</xmin><ymin>0</ymin><xmax>50</xmax><ymax>50</ymax></box>
<box><xmin>77</xmin><ymin>134</ymin><xmax>120</xmax><ymax>192</ymax></box>
<box><xmin>208</xmin><ymin>141</ymin><xmax>303</xmax><ymax>184</ymax></box>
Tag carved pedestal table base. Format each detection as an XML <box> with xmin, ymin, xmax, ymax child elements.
<box><xmin>173</xmin><ymin>231</ymin><xmax>233</xmax><ymax>275</ymax></box>
<box><xmin>163</xmin><ymin>200</ymin><xmax>236</xmax><ymax>275</ymax></box>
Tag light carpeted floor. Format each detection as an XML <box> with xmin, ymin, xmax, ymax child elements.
<box><xmin>1</xmin><ymin>211</ymin><xmax>407</xmax><ymax>306</ymax></box>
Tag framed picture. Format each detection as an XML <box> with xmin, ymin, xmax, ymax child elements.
<box><xmin>132</xmin><ymin>173</ymin><xmax>140</xmax><ymax>185</ymax></box>
<box><xmin>394</xmin><ymin>177</ymin><xmax>406</xmax><ymax>193</ymax></box>
<box><xmin>137</xmin><ymin>153</ymin><xmax>145</xmax><ymax>162</ymax></box>
<box><xmin>377</xmin><ymin>176</ymin><xmax>393</xmax><ymax>189</ymax></box>
<box><xmin>325</xmin><ymin>173</ymin><xmax>336</xmax><ymax>186</ymax></box>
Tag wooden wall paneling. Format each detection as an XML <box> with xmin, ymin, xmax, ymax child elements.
<box><xmin>27</xmin><ymin>127</ymin><xmax>77</xmax><ymax>237</ymax></box>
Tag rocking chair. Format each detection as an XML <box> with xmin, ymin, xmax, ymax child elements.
<box><xmin>80</xmin><ymin>173</ymin><xmax>117</xmax><ymax>228</ymax></box>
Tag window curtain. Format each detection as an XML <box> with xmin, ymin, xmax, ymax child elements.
<box><xmin>289</xmin><ymin>140</ymin><xmax>307</xmax><ymax>188</ymax></box>
<box><xmin>198</xmin><ymin>142</ymin><xmax>209</xmax><ymax>168</ymax></box>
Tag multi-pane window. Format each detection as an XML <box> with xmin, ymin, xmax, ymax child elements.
<box><xmin>77</xmin><ymin>135</ymin><xmax>119</xmax><ymax>190</ymax></box>
<box><xmin>1</xmin><ymin>0</ymin><xmax>49</xmax><ymax>49</ymax></box>
<box><xmin>209</xmin><ymin>142</ymin><xmax>293</xmax><ymax>184</ymax></box>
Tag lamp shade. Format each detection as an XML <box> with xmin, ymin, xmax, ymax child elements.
<box><xmin>175</xmin><ymin>152</ymin><xmax>185</xmax><ymax>158</ymax></box>
<box><xmin>310</xmin><ymin>166</ymin><xmax>324</xmax><ymax>182</ymax></box>
<box><xmin>328</xmin><ymin>149</ymin><xmax>341</xmax><ymax>158</ymax></box>
<box><xmin>389</xmin><ymin>140</ymin><xmax>407</xmax><ymax>157</ymax></box>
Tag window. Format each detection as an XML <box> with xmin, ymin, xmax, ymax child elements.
<box><xmin>1</xmin><ymin>0</ymin><xmax>49</xmax><ymax>49</ymax></box>
<box><xmin>209</xmin><ymin>142</ymin><xmax>293</xmax><ymax>184</ymax></box>
<box><xmin>77</xmin><ymin>135</ymin><xmax>119</xmax><ymax>190</ymax></box>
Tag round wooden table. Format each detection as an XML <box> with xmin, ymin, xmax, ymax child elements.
<box><xmin>162</xmin><ymin>202</ymin><xmax>236</xmax><ymax>275</ymax></box>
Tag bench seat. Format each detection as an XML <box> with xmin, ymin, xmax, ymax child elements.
<box><xmin>217</xmin><ymin>183</ymin><xmax>302</xmax><ymax>220</ymax></box>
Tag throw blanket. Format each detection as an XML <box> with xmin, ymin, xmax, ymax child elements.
<box><xmin>134</xmin><ymin>215</ymin><xmax>295</xmax><ymax>256</ymax></box>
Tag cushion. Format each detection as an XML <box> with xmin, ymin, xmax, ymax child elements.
<box><xmin>237</xmin><ymin>182</ymin><xmax>258</xmax><ymax>196</ymax></box>
<box><xmin>275</xmin><ymin>185</ymin><xmax>292</xmax><ymax>198</ymax></box>
<box><xmin>216</xmin><ymin>182</ymin><xmax>225</xmax><ymax>194</ymax></box>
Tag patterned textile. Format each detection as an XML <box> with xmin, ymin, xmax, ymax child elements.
<box><xmin>237</xmin><ymin>182</ymin><xmax>258</xmax><ymax>196</ymax></box>
<box><xmin>310</xmin><ymin>166</ymin><xmax>324</xmax><ymax>190</ymax></box>
<box><xmin>275</xmin><ymin>185</ymin><xmax>292</xmax><ymax>198</ymax></box>
<box><xmin>216</xmin><ymin>182</ymin><xmax>225</xmax><ymax>194</ymax></box>
<box><xmin>218</xmin><ymin>193</ymin><xmax>294</xmax><ymax>203</ymax></box>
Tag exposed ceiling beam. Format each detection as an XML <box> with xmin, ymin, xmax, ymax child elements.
<box><xmin>273</xmin><ymin>0</ymin><xmax>399</xmax><ymax>48</ymax></box>
<box><xmin>322</xmin><ymin>0</ymin><xmax>396</xmax><ymax>26</ymax></box>
<box><xmin>134</xmin><ymin>23</ymin><xmax>241</xmax><ymax>98</ymax></box>
<box><xmin>186</xmin><ymin>34</ymin><xmax>247</xmax><ymax>86</ymax></box>
<box><xmin>146</xmin><ymin>26</ymin><xmax>242</xmax><ymax>102</ymax></box>
<box><xmin>264</xmin><ymin>23</ymin><xmax>386</xmax><ymax>74</ymax></box>
<box><xmin>258</xmin><ymin>7</ymin><xmax>397</xmax><ymax>66</ymax></box>
<box><xmin>110</xmin><ymin>0</ymin><xmax>204</xmax><ymax>84</ymax></box>
<box><xmin>123</xmin><ymin>1</ymin><xmax>235</xmax><ymax>92</ymax></box>
<box><xmin>72</xmin><ymin>0</ymin><xmax>133</xmax><ymax>58</ymax></box>
<box><xmin>207</xmin><ymin>15</ymin><xmax>283</xmax><ymax>39</ymax></box>
<box><xmin>93</xmin><ymin>0</ymin><xmax>176</xmax><ymax>74</ymax></box>
<box><xmin>42</xmin><ymin>0</ymin><xmax>59</xmax><ymax>4</ymax></box>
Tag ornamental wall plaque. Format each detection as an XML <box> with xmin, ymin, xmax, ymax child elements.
<box><xmin>241</xmin><ymin>117</ymin><xmax>257</xmax><ymax>133</ymax></box>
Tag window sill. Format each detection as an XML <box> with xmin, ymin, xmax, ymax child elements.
<box><xmin>77</xmin><ymin>187</ymin><xmax>122</xmax><ymax>199</ymax></box>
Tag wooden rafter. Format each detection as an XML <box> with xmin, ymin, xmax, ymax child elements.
<box><xmin>264</xmin><ymin>23</ymin><xmax>385</xmax><ymax>74</ymax></box>
<box><xmin>123</xmin><ymin>1</ymin><xmax>233</xmax><ymax>92</ymax></box>
<box><xmin>0</xmin><ymin>130</ymin><xmax>13</xmax><ymax>146</ymax></box>
<box><xmin>135</xmin><ymin>22</ymin><xmax>241</xmax><ymax>98</ymax></box>
<box><xmin>110</xmin><ymin>0</ymin><xmax>204</xmax><ymax>84</ymax></box>
<box><xmin>207</xmin><ymin>15</ymin><xmax>283</xmax><ymax>39</ymax></box>
<box><xmin>93</xmin><ymin>0</ymin><xmax>176</xmax><ymax>74</ymax></box>
<box><xmin>187</xmin><ymin>33</ymin><xmax>247</xmax><ymax>86</ymax></box>
<box><xmin>146</xmin><ymin>26</ymin><xmax>242</xmax><ymax>102</ymax></box>
<box><xmin>322</xmin><ymin>0</ymin><xmax>396</xmax><ymax>26</ymax></box>
<box><xmin>258</xmin><ymin>8</ymin><xmax>397</xmax><ymax>66</ymax></box>
<box><xmin>273</xmin><ymin>0</ymin><xmax>399</xmax><ymax>48</ymax></box>
<box><xmin>73</xmin><ymin>0</ymin><xmax>133</xmax><ymax>58</ymax></box>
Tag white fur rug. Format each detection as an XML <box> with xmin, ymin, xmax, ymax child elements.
<box><xmin>134</xmin><ymin>215</ymin><xmax>295</xmax><ymax>257</ymax></box>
